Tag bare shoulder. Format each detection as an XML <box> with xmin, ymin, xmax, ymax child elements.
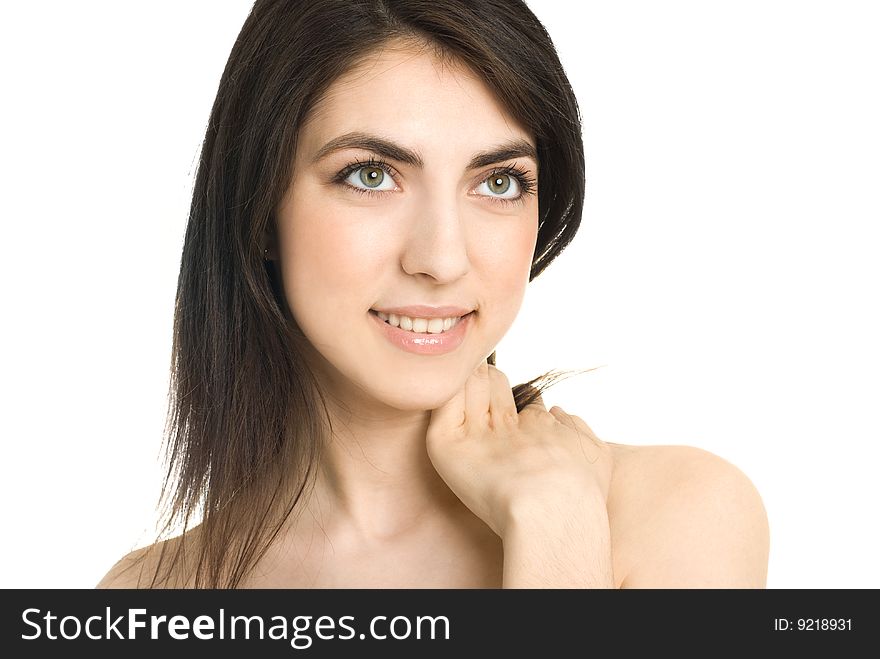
<box><xmin>606</xmin><ymin>442</ymin><xmax>770</xmax><ymax>588</ymax></box>
<box><xmin>95</xmin><ymin>544</ymin><xmax>158</xmax><ymax>588</ymax></box>
<box><xmin>96</xmin><ymin>532</ymin><xmax>194</xmax><ymax>589</ymax></box>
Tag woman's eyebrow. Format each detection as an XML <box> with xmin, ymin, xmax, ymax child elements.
<box><xmin>311</xmin><ymin>131</ymin><xmax>538</xmax><ymax>170</ymax></box>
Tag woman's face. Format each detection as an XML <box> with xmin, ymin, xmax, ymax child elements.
<box><xmin>274</xmin><ymin>44</ymin><xmax>539</xmax><ymax>413</ymax></box>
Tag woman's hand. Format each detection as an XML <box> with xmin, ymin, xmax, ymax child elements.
<box><xmin>426</xmin><ymin>360</ymin><xmax>613</xmax><ymax>539</ymax></box>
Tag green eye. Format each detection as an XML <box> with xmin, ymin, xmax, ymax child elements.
<box><xmin>359</xmin><ymin>167</ymin><xmax>385</xmax><ymax>188</ymax></box>
<box><xmin>486</xmin><ymin>174</ymin><xmax>512</xmax><ymax>195</ymax></box>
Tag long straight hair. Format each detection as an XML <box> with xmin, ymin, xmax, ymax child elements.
<box><xmin>145</xmin><ymin>0</ymin><xmax>586</xmax><ymax>588</ymax></box>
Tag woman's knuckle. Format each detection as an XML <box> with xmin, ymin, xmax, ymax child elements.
<box><xmin>487</xmin><ymin>364</ymin><xmax>511</xmax><ymax>387</ymax></box>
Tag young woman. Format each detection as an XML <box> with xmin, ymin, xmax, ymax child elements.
<box><xmin>98</xmin><ymin>0</ymin><xmax>769</xmax><ymax>589</ymax></box>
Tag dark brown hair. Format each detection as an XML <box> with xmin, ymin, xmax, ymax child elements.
<box><xmin>142</xmin><ymin>0</ymin><xmax>586</xmax><ymax>588</ymax></box>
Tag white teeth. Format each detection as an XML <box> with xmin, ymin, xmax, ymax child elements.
<box><xmin>373</xmin><ymin>310</ymin><xmax>465</xmax><ymax>334</ymax></box>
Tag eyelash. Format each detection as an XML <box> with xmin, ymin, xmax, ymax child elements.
<box><xmin>332</xmin><ymin>157</ymin><xmax>538</xmax><ymax>207</ymax></box>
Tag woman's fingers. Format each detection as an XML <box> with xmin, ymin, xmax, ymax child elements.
<box><xmin>428</xmin><ymin>377</ymin><xmax>468</xmax><ymax>432</ymax></box>
<box><xmin>487</xmin><ymin>364</ymin><xmax>517</xmax><ymax>429</ymax></box>
<box><xmin>429</xmin><ymin>359</ymin><xmax>515</xmax><ymax>434</ymax></box>
<box><xmin>435</xmin><ymin>360</ymin><xmax>568</xmax><ymax>437</ymax></box>
<box><xmin>465</xmin><ymin>359</ymin><xmax>492</xmax><ymax>428</ymax></box>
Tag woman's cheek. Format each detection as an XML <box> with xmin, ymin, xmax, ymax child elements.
<box><xmin>482</xmin><ymin>217</ymin><xmax>537</xmax><ymax>290</ymax></box>
<box><xmin>285</xmin><ymin>197</ymin><xmax>383</xmax><ymax>287</ymax></box>
<box><xmin>469</xmin><ymin>221</ymin><xmax>536</xmax><ymax>340</ymax></box>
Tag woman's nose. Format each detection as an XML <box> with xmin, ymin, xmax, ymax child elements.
<box><xmin>399</xmin><ymin>195</ymin><xmax>471</xmax><ymax>284</ymax></box>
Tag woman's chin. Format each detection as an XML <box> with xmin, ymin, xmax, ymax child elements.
<box><xmin>313</xmin><ymin>351</ymin><xmax>487</xmax><ymax>414</ymax></box>
<box><xmin>372</xmin><ymin>387</ymin><xmax>462</xmax><ymax>413</ymax></box>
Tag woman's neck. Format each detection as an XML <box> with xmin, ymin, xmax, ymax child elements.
<box><xmin>303</xmin><ymin>403</ymin><xmax>465</xmax><ymax>543</ymax></box>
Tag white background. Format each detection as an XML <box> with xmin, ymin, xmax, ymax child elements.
<box><xmin>1</xmin><ymin>1</ymin><xmax>877</xmax><ymax>589</ymax></box>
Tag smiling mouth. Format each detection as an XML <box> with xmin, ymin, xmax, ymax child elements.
<box><xmin>369</xmin><ymin>309</ymin><xmax>475</xmax><ymax>334</ymax></box>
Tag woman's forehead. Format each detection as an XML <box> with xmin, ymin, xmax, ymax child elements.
<box><xmin>298</xmin><ymin>46</ymin><xmax>534</xmax><ymax>163</ymax></box>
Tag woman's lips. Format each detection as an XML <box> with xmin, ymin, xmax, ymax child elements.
<box><xmin>370</xmin><ymin>309</ymin><xmax>474</xmax><ymax>355</ymax></box>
